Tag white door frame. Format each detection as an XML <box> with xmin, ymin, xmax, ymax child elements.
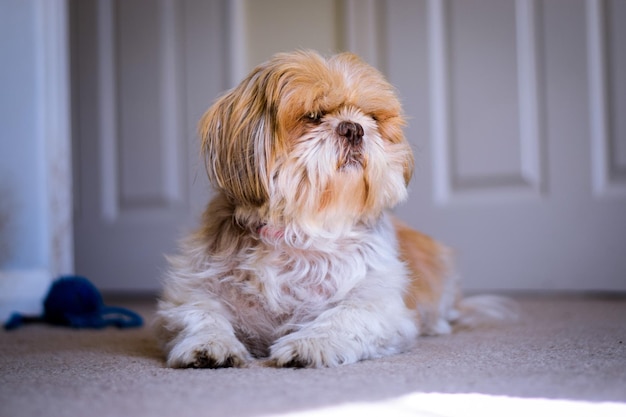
<box><xmin>41</xmin><ymin>0</ymin><xmax>74</xmax><ymax>278</ymax></box>
<box><xmin>0</xmin><ymin>0</ymin><xmax>72</xmax><ymax>321</ymax></box>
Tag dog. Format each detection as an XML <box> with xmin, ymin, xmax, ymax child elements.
<box><xmin>155</xmin><ymin>50</ymin><xmax>509</xmax><ymax>368</ymax></box>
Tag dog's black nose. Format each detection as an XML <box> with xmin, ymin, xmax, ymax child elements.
<box><xmin>336</xmin><ymin>121</ymin><xmax>364</xmax><ymax>146</ymax></box>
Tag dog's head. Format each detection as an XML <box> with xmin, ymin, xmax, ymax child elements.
<box><xmin>200</xmin><ymin>51</ymin><xmax>413</xmax><ymax>232</ymax></box>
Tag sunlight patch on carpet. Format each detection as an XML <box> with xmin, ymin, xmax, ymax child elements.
<box><xmin>267</xmin><ymin>392</ymin><xmax>626</xmax><ymax>417</ymax></box>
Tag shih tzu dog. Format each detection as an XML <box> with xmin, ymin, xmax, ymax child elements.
<box><xmin>155</xmin><ymin>50</ymin><xmax>508</xmax><ymax>368</ymax></box>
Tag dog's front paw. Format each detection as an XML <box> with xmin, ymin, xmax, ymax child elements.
<box><xmin>187</xmin><ymin>349</ymin><xmax>245</xmax><ymax>369</ymax></box>
<box><xmin>167</xmin><ymin>335</ymin><xmax>251</xmax><ymax>369</ymax></box>
<box><xmin>269</xmin><ymin>333</ymin><xmax>359</xmax><ymax>368</ymax></box>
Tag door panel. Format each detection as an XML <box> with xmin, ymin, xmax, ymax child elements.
<box><xmin>388</xmin><ymin>0</ymin><xmax>626</xmax><ymax>291</ymax></box>
<box><xmin>428</xmin><ymin>0</ymin><xmax>543</xmax><ymax>203</ymax></box>
<box><xmin>72</xmin><ymin>0</ymin><xmax>222</xmax><ymax>291</ymax></box>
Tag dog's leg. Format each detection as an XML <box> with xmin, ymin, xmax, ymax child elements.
<box><xmin>268</xmin><ymin>281</ymin><xmax>418</xmax><ymax>368</ymax></box>
<box><xmin>155</xmin><ymin>298</ymin><xmax>251</xmax><ymax>368</ymax></box>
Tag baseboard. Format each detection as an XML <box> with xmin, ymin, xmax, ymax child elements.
<box><xmin>0</xmin><ymin>269</ymin><xmax>51</xmax><ymax>323</ymax></box>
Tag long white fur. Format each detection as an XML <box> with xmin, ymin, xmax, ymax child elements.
<box><xmin>156</xmin><ymin>211</ymin><xmax>418</xmax><ymax>368</ymax></box>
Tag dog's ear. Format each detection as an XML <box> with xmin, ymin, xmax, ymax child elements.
<box><xmin>199</xmin><ymin>69</ymin><xmax>276</xmax><ymax>206</ymax></box>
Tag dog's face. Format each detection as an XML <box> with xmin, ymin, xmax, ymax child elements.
<box><xmin>200</xmin><ymin>51</ymin><xmax>413</xmax><ymax>231</ymax></box>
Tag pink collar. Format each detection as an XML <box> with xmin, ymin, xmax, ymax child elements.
<box><xmin>256</xmin><ymin>224</ymin><xmax>284</xmax><ymax>240</ymax></box>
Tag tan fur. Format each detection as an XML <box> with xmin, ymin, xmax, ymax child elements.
<box><xmin>393</xmin><ymin>217</ymin><xmax>460</xmax><ymax>335</ymax></box>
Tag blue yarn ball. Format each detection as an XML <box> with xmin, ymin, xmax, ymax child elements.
<box><xmin>4</xmin><ymin>275</ymin><xmax>143</xmax><ymax>330</ymax></box>
<box><xmin>43</xmin><ymin>276</ymin><xmax>103</xmax><ymax>326</ymax></box>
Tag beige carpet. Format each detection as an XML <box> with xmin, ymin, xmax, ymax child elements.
<box><xmin>1</xmin><ymin>295</ymin><xmax>625</xmax><ymax>417</ymax></box>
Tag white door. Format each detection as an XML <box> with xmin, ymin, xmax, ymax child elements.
<box><xmin>71</xmin><ymin>0</ymin><xmax>224</xmax><ymax>291</ymax></box>
<box><xmin>73</xmin><ymin>0</ymin><xmax>626</xmax><ymax>292</ymax></box>
<box><xmin>387</xmin><ymin>0</ymin><xmax>626</xmax><ymax>291</ymax></box>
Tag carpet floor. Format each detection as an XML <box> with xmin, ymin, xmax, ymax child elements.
<box><xmin>1</xmin><ymin>295</ymin><xmax>625</xmax><ymax>417</ymax></box>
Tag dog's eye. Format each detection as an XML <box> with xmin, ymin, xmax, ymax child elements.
<box><xmin>305</xmin><ymin>112</ymin><xmax>323</xmax><ymax>123</ymax></box>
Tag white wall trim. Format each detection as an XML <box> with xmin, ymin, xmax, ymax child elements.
<box><xmin>516</xmin><ymin>0</ymin><xmax>544</xmax><ymax>192</ymax></box>
<box><xmin>587</xmin><ymin>0</ymin><xmax>626</xmax><ymax>198</ymax></box>
<box><xmin>428</xmin><ymin>0</ymin><xmax>452</xmax><ymax>205</ymax></box>
<box><xmin>159</xmin><ymin>0</ymin><xmax>185</xmax><ymax>206</ymax></box>
<box><xmin>96</xmin><ymin>0</ymin><xmax>120</xmax><ymax>221</ymax></box>
<box><xmin>227</xmin><ymin>0</ymin><xmax>248</xmax><ymax>88</ymax></box>
<box><xmin>37</xmin><ymin>0</ymin><xmax>74</xmax><ymax>276</ymax></box>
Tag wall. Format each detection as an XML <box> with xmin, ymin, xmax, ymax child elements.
<box><xmin>0</xmin><ymin>0</ymin><xmax>72</xmax><ymax>320</ymax></box>
<box><xmin>0</xmin><ymin>1</ymin><xmax>47</xmax><ymax>271</ymax></box>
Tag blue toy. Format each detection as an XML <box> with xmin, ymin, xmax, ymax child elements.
<box><xmin>4</xmin><ymin>276</ymin><xmax>143</xmax><ymax>330</ymax></box>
